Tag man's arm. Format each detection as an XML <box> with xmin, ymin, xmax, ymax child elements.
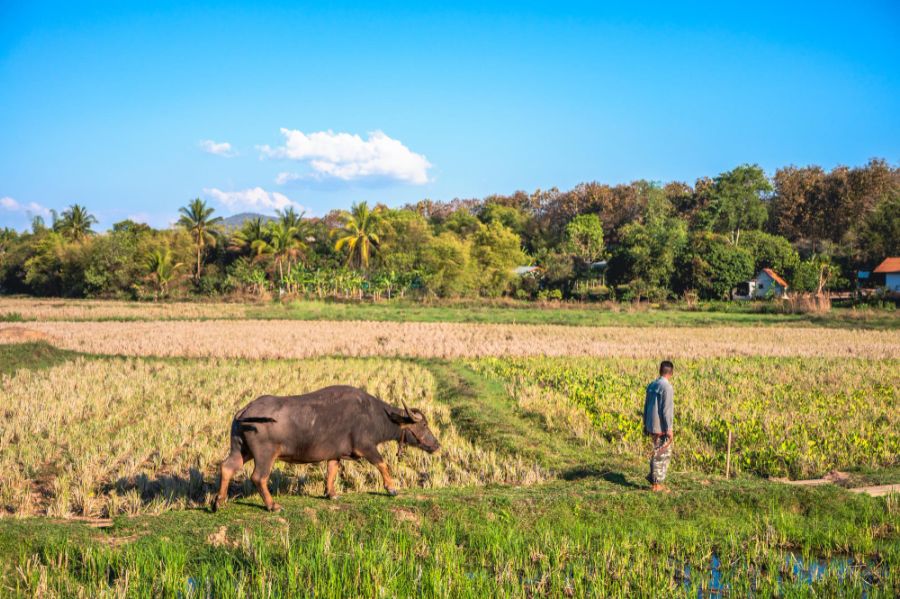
<box><xmin>659</xmin><ymin>382</ymin><xmax>674</xmax><ymax>437</ymax></box>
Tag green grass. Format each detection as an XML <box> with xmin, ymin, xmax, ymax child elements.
<box><xmin>2</xmin><ymin>480</ymin><xmax>897</xmax><ymax>597</ymax></box>
<box><xmin>1</xmin><ymin>349</ymin><xmax>898</xmax><ymax>596</ymax></box>
<box><xmin>0</xmin><ymin>342</ymin><xmax>76</xmax><ymax>377</ymax></box>
<box><xmin>245</xmin><ymin>299</ymin><xmax>900</xmax><ymax>329</ymax></box>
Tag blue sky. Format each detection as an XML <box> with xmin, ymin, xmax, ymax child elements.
<box><xmin>1</xmin><ymin>1</ymin><xmax>898</xmax><ymax>230</ymax></box>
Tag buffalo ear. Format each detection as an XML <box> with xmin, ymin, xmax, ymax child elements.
<box><xmin>385</xmin><ymin>408</ymin><xmax>415</xmax><ymax>425</ymax></box>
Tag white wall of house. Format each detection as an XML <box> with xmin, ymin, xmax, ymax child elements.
<box><xmin>753</xmin><ymin>272</ymin><xmax>787</xmax><ymax>298</ymax></box>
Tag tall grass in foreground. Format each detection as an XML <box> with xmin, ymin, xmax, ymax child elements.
<box><xmin>8</xmin><ymin>483</ymin><xmax>899</xmax><ymax>597</ymax></box>
<box><xmin>0</xmin><ymin>357</ymin><xmax>546</xmax><ymax>517</ymax></box>
<box><xmin>472</xmin><ymin>356</ymin><xmax>900</xmax><ymax>479</ymax></box>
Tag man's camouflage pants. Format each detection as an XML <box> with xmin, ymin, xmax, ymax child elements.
<box><xmin>648</xmin><ymin>436</ymin><xmax>672</xmax><ymax>484</ymax></box>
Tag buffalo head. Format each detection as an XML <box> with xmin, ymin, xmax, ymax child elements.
<box><xmin>388</xmin><ymin>399</ymin><xmax>440</xmax><ymax>454</ymax></box>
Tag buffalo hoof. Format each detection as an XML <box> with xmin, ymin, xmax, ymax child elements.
<box><xmin>210</xmin><ymin>498</ymin><xmax>223</xmax><ymax>513</ymax></box>
<box><xmin>267</xmin><ymin>503</ymin><xmax>283</xmax><ymax>513</ymax></box>
<box><xmin>386</xmin><ymin>488</ymin><xmax>399</xmax><ymax>497</ymax></box>
<box><xmin>326</xmin><ymin>494</ymin><xmax>340</xmax><ymax>501</ymax></box>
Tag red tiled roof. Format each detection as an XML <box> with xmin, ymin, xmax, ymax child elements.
<box><xmin>873</xmin><ymin>257</ymin><xmax>900</xmax><ymax>274</ymax></box>
<box><xmin>762</xmin><ymin>268</ymin><xmax>789</xmax><ymax>288</ymax></box>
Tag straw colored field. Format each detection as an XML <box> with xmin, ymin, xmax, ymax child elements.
<box><xmin>0</xmin><ymin>297</ymin><xmax>248</xmax><ymax>321</ymax></box>
<box><xmin>2</xmin><ymin>320</ymin><xmax>898</xmax><ymax>358</ymax></box>
<box><xmin>472</xmin><ymin>357</ymin><xmax>900</xmax><ymax>479</ymax></box>
<box><xmin>0</xmin><ymin>356</ymin><xmax>545</xmax><ymax>517</ymax></box>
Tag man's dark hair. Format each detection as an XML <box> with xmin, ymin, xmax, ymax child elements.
<box><xmin>659</xmin><ymin>360</ymin><xmax>674</xmax><ymax>376</ymax></box>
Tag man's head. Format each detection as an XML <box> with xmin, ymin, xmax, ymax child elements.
<box><xmin>659</xmin><ymin>360</ymin><xmax>674</xmax><ymax>378</ymax></box>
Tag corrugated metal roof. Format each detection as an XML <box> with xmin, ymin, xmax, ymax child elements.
<box><xmin>873</xmin><ymin>257</ymin><xmax>900</xmax><ymax>274</ymax></box>
<box><xmin>761</xmin><ymin>268</ymin><xmax>789</xmax><ymax>288</ymax></box>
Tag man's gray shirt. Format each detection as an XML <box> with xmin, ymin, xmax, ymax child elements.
<box><xmin>643</xmin><ymin>377</ymin><xmax>674</xmax><ymax>435</ymax></box>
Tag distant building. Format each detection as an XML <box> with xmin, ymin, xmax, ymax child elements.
<box><xmin>873</xmin><ymin>258</ymin><xmax>900</xmax><ymax>293</ymax></box>
<box><xmin>513</xmin><ymin>266</ymin><xmax>541</xmax><ymax>276</ymax></box>
<box><xmin>734</xmin><ymin>268</ymin><xmax>790</xmax><ymax>300</ymax></box>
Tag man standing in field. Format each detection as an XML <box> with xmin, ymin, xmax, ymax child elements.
<box><xmin>644</xmin><ymin>360</ymin><xmax>674</xmax><ymax>492</ymax></box>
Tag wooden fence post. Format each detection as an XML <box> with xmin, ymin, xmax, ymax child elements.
<box><xmin>725</xmin><ymin>429</ymin><xmax>733</xmax><ymax>479</ymax></box>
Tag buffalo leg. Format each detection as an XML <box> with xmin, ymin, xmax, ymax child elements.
<box><xmin>325</xmin><ymin>459</ymin><xmax>340</xmax><ymax>499</ymax></box>
<box><xmin>212</xmin><ymin>450</ymin><xmax>244</xmax><ymax>512</ymax></box>
<box><xmin>250</xmin><ymin>450</ymin><xmax>281</xmax><ymax>512</ymax></box>
<box><xmin>362</xmin><ymin>448</ymin><xmax>398</xmax><ymax>496</ymax></box>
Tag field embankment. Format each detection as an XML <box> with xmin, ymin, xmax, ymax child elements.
<box><xmin>2</xmin><ymin>297</ymin><xmax>898</xmax><ymax>329</ymax></box>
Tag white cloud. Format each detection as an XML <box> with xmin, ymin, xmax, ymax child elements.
<box><xmin>203</xmin><ymin>187</ymin><xmax>308</xmax><ymax>214</ymax></box>
<box><xmin>1</xmin><ymin>196</ymin><xmax>51</xmax><ymax>216</ymax></box>
<box><xmin>275</xmin><ymin>171</ymin><xmax>302</xmax><ymax>185</ymax></box>
<box><xmin>199</xmin><ymin>139</ymin><xmax>236</xmax><ymax>157</ymax></box>
<box><xmin>259</xmin><ymin>129</ymin><xmax>431</xmax><ymax>185</ymax></box>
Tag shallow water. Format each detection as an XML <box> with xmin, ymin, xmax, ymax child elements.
<box><xmin>674</xmin><ymin>551</ymin><xmax>886</xmax><ymax>597</ymax></box>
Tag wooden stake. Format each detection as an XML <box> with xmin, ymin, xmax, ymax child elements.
<box><xmin>725</xmin><ymin>429</ymin><xmax>733</xmax><ymax>479</ymax></box>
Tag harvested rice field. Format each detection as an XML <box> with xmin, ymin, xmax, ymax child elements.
<box><xmin>2</xmin><ymin>319</ymin><xmax>898</xmax><ymax>358</ymax></box>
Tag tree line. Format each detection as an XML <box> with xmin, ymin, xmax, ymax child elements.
<box><xmin>1</xmin><ymin>159</ymin><xmax>897</xmax><ymax>302</ymax></box>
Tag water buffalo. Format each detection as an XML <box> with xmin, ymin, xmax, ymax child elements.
<box><xmin>211</xmin><ymin>385</ymin><xmax>440</xmax><ymax>512</ymax></box>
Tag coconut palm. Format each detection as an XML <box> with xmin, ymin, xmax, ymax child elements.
<box><xmin>265</xmin><ymin>221</ymin><xmax>305</xmax><ymax>286</ymax></box>
<box><xmin>56</xmin><ymin>204</ymin><xmax>98</xmax><ymax>242</ymax></box>
<box><xmin>230</xmin><ymin>217</ymin><xmax>270</xmax><ymax>259</ymax></box>
<box><xmin>177</xmin><ymin>198</ymin><xmax>223</xmax><ymax>281</ymax></box>
<box><xmin>145</xmin><ymin>248</ymin><xmax>183</xmax><ymax>299</ymax></box>
<box><xmin>332</xmin><ymin>201</ymin><xmax>382</xmax><ymax>270</ymax></box>
<box><xmin>277</xmin><ymin>206</ymin><xmax>304</xmax><ymax>229</ymax></box>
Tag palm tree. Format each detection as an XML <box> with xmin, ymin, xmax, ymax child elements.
<box><xmin>56</xmin><ymin>204</ymin><xmax>98</xmax><ymax>242</ymax></box>
<box><xmin>145</xmin><ymin>248</ymin><xmax>183</xmax><ymax>300</ymax></box>
<box><xmin>277</xmin><ymin>207</ymin><xmax>304</xmax><ymax>229</ymax></box>
<box><xmin>230</xmin><ymin>217</ymin><xmax>270</xmax><ymax>259</ymax></box>
<box><xmin>177</xmin><ymin>198</ymin><xmax>223</xmax><ymax>282</ymax></box>
<box><xmin>265</xmin><ymin>221</ymin><xmax>304</xmax><ymax>286</ymax></box>
<box><xmin>332</xmin><ymin>201</ymin><xmax>382</xmax><ymax>270</ymax></box>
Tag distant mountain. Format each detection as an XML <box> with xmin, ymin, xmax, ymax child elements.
<box><xmin>221</xmin><ymin>212</ymin><xmax>276</xmax><ymax>229</ymax></box>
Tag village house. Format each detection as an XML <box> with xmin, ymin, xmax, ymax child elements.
<box><xmin>734</xmin><ymin>268</ymin><xmax>790</xmax><ymax>300</ymax></box>
<box><xmin>873</xmin><ymin>257</ymin><xmax>900</xmax><ymax>294</ymax></box>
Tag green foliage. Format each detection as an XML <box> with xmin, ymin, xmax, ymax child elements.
<box><xmin>0</xmin><ymin>157</ymin><xmax>895</xmax><ymax>301</ymax></box>
<box><xmin>479</xmin><ymin>202</ymin><xmax>528</xmax><ymax>236</ymax></box>
<box><xmin>471</xmin><ymin>221</ymin><xmax>527</xmax><ymax>297</ymax></box>
<box><xmin>703</xmin><ymin>164</ymin><xmax>772</xmax><ymax>243</ymax></box>
<box><xmin>332</xmin><ymin>201</ymin><xmax>382</xmax><ymax>270</ymax></box>
<box><xmin>55</xmin><ymin>204</ymin><xmax>98</xmax><ymax>242</ymax></box>
<box><xmin>440</xmin><ymin>209</ymin><xmax>482</xmax><ymax>238</ymax></box>
<box><xmin>178</xmin><ymin>198</ymin><xmax>223</xmax><ymax>281</ymax></box>
<box><xmin>562</xmin><ymin>213</ymin><xmax>604</xmax><ymax>264</ymax></box>
<box><xmin>676</xmin><ymin>232</ymin><xmax>755</xmax><ymax>299</ymax></box>
<box><xmin>737</xmin><ymin>230</ymin><xmax>800</xmax><ymax>277</ymax></box>
<box><xmin>145</xmin><ymin>247</ymin><xmax>183</xmax><ymax>299</ymax></box>
<box><xmin>377</xmin><ymin>209</ymin><xmax>433</xmax><ymax>273</ymax></box>
<box><xmin>420</xmin><ymin>232</ymin><xmax>476</xmax><ymax>297</ymax></box>
<box><xmin>793</xmin><ymin>256</ymin><xmax>845</xmax><ymax>293</ymax></box>
<box><xmin>612</xmin><ymin>186</ymin><xmax>687</xmax><ymax>299</ymax></box>
<box><xmin>858</xmin><ymin>191</ymin><xmax>900</xmax><ymax>263</ymax></box>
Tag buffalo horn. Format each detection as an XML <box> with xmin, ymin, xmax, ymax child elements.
<box><xmin>400</xmin><ymin>399</ymin><xmax>423</xmax><ymax>422</ymax></box>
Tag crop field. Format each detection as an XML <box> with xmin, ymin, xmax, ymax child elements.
<box><xmin>471</xmin><ymin>357</ymin><xmax>900</xmax><ymax>479</ymax></box>
<box><xmin>2</xmin><ymin>319</ymin><xmax>899</xmax><ymax>359</ymax></box>
<box><xmin>0</xmin><ymin>357</ymin><xmax>544</xmax><ymax>518</ymax></box>
<box><xmin>0</xmin><ymin>306</ymin><xmax>898</xmax><ymax>597</ymax></box>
